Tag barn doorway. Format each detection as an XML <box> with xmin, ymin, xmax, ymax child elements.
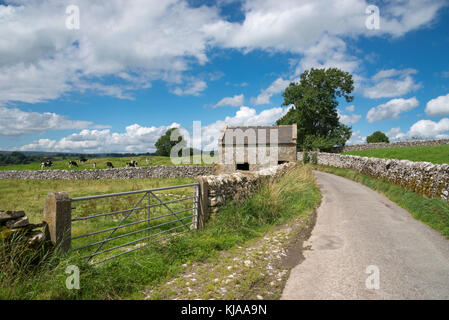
<box><xmin>236</xmin><ymin>163</ymin><xmax>250</xmax><ymax>171</ymax></box>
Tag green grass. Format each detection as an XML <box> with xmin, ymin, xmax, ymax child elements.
<box><xmin>0</xmin><ymin>176</ymin><xmax>198</xmax><ymax>267</ymax></box>
<box><xmin>314</xmin><ymin>165</ymin><xmax>449</xmax><ymax>238</ymax></box>
<box><xmin>343</xmin><ymin>144</ymin><xmax>449</xmax><ymax>164</ymax></box>
<box><xmin>0</xmin><ymin>155</ymin><xmax>216</xmax><ymax>171</ymax></box>
<box><xmin>0</xmin><ymin>165</ymin><xmax>321</xmax><ymax>300</ymax></box>
<box><xmin>0</xmin><ymin>177</ymin><xmax>195</xmax><ymax>224</ymax></box>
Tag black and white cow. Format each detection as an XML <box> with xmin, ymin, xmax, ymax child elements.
<box><xmin>106</xmin><ymin>162</ymin><xmax>114</xmax><ymax>168</ymax></box>
<box><xmin>40</xmin><ymin>160</ymin><xmax>53</xmax><ymax>169</ymax></box>
<box><xmin>79</xmin><ymin>158</ymin><xmax>88</xmax><ymax>163</ymax></box>
<box><xmin>68</xmin><ymin>161</ymin><xmax>78</xmax><ymax>168</ymax></box>
<box><xmin>126</xmin><ymin>160</ymin><xmax>138</xmax><ymax>168</ymax></box>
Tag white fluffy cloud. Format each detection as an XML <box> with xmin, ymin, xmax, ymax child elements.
<box><xmin>19</xmin><ymin>106</ymin><xmax>290</xmax><ymax>153</ymax></box>
<box><xmin>253</xmin><ymin>78</ymin><xmax>291</xmax><ymax>105</ymax></box>
<box><xmin>1</xmin><ymin>0</ymin><xmax>445</xmax><ymax>104</ymax></box>
<box><xmin>213</xmin><ymin>94</ymin><xmax>244</xmax><ymax>108</ymax></box>
<box><xmin>363</xmin><ymin>69</ymin><xmax>421</xmax><ymax>99</ymax></box>
<box><xmin>425</xmin><ymin>93</ymin><xmax>449</xmax><ymax>117</ymax></box>
<box><xmin>20</xmin><ymin>123</ymin><xmax>181</xmax><ymax>153</ymax></box>
<box><xmin>0</xmin><ymin>0</ymin><xmax>219</xmax><ymax>103</ymax></box>
<box><xmin>338</xmin><ymin>112</ymin><xmax>361</xmax><ymax>126</ymax></box>
<box><xmin>387</xmin><ymin>118</ymin><xmax>449</xmax><ymax>141</ymax></box>
<box><xmin>254</xmin><ymin>35</ymin><xmax>362</xmax><ymax>104</ymax></box>
<box><xmin>407</xmin><ymin>118</ymin><xmax>449</xmax><ymax>139</ymax></box>
<box><xmin>338</xmin><ymin>105</ymin><xmax>361</xmax><ymax>125</ymax></box>
<box><xmin>294</xmin><ymin>35</ymin><xmax>361</xmax><ymax>76</ymax></box>
<box><xmin>366</xmin><ymin>97</ymin><xmax>419</xmax><ymax>123</ymax></box>
<box><xmin>345</xmin><ymin>105</ymin><xmax>355</xmax><ymax>112</ymax></box>
<box><xmin>195</xmin><ymin>106</ymin><xmax>292</xmax><ymax>150</ymax></box>
<box><xmin>171</xmin><ymin>79</ymin><xmax>208</xmax><ymax>97</ymax></box>
<box><xmin>208</xmin><ymin>0</ymin><xmax>446</xmax><ymax>52</ymax></box>
<box><xmin>346</xmin><ymin>130</ymin><xmax>366</xmax><ymax>145</ymax></box>
<box><xmin>386</xmin><ymin>127</ymin><xmax>407</xmax><ymax>141</ymax></box>
<box><xmin>0</xmin><ymin>106</ymin><xmax>109</xmax><ymax>136</ymax></box>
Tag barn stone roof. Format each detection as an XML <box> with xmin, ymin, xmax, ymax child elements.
<box><xmin>218</xmin><ymin>124</ymin><xmax>297</xmax><ymax>145</ymax></box>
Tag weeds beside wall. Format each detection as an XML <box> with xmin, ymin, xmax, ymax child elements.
<box><xmin>300</xmin><ymin>152</ymin><xmax>449</xmax><ymax>202</ymax></box>
<box><xmin>196</xmin><ymin>163</ymin><xmax>295</xmax><ymax>227</ymax></box>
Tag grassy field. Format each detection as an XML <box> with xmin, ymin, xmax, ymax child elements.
<box><xmin>343</xmin><ymin>144</ymin><xmax>449</xmax><ymax>164</ymax></box>
<box><xmin>0</xmin><ymin>177</ymin><xmax>195</xmax><ymax>224</ymax></box>
<box><xmin>0</xmin><ymin>155</ymin><xmax>216</xmax><ymax>171</ymax></box>
<box><xmin>0</xmin><ymin>165</ymin><xmax>321</xmax><ymax>300</ymax></box>
<box><xmin>314</xmin><ymin>165</ymin><xmax>449</xmax><ymax>238</ymax></box>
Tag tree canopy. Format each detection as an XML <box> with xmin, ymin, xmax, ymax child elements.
<box><xmin>367</xmin><ymin>131</ymin><xmax>390</xmax><ymax>144</ymax></box>
<box><xmin>276</xmin><ymin>68</ymin><xmax>354</xmax><ymax>151</ymax></box>
<box><xmin>155</xmin><ymin>128</ymin><xmax>185</xmax><ymax>157</ymax></box>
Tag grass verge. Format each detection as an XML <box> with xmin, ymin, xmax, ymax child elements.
<box><xmin>0</xmin><ymin>164</ymin><xmax>321</xmax><ymax>300</ymax></box>
<box><xmin>314</xmin><ymin>165</ymin><xmax>449</xmax><ymax>238</ymax></box>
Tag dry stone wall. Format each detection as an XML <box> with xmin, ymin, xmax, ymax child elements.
<box><xmin>0</xmin><ymin>210</ymin><xmax>46</xmax><ymax>245</ymax></box>
<box><xmin>195</xmin><ymin>163</ymin><xmax>294</xmax><ymax>227</ymax></box>
<box><xmin>330</xmin><ymin>139</ymin><xmax>449</xmax><ymax>153</ymax></box>
<box><xmin>0</xmin><ymin>166</ymin><xmax>214</xmax><ymax>180</ymax></box>
<box><xmin>300</xmin><ymin>152</ymin><xmax>449</xmax><ymax>202</ymax></box>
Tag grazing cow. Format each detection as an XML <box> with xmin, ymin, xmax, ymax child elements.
<box><xmin>126</xmin><ymin>160</ymin><xmax>138</xmax><ymax>167</ymax></box>
<box><xmin>106</xmin><ymin>162</ymin><xmax>114</xmax><ymax>168</ymax></box>
<box><xmin>40</xmin><ymin>160</ymin><xmax>52</xmax><ymax>169</ymax></box>
<box><xmin>79</xmin><ymin>158</ymin><xmax>88</xmax><ymax>163</ymax></box>
<box><xmin>68</xmin><ymin>161</ymin><xmax>78</xmax><ymax>168</ymax></box>
<box><xmin>93</xmin><ymin>162</ymin><xmax>97</xmax><ymax>169</ymax></box>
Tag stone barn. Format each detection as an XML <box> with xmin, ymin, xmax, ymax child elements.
<box><xmin>217</xmin><ymin>124</ymin><xmax>297</xmax><ymax>172</ymax></box>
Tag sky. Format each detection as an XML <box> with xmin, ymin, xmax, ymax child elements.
<box><xmin>0</xmin><ymin>0</ymin><xmax>449</xmax><ymax>153</ymax></box>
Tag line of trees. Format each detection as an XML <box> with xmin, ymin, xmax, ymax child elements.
<box><xmin>0</xmin><ymin>152</ymin><xmax>39</xmax><ymax>165</ymax></box>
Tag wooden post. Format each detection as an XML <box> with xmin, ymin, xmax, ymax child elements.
<box><xmin>195</xmin><ymin>177</ymin><xmax>209</xmax><ymax>229</ymax></box>
<box><xmin>43</xmin><ymin>192</ymin><xmax>71</xmax><ymax>252</ymax></box>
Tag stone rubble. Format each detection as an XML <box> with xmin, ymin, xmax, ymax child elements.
<box><xmin>145</xmin><ymin>223</ymin><xmax>294</xmax><ymax>300</ymax></box>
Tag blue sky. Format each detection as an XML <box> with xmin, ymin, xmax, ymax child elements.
<box><xmin>1</xmin><ymin>0</ymin><xmax>449</xmax><ymax>153</ymax></box>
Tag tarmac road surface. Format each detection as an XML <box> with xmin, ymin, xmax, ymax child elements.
<box><xmin>281</xmin><ymin>170</ymin><xmax>449</xmax><ymax>300</ymax></box>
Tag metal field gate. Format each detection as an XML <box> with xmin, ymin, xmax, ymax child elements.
<box><xmin>69</xmin><ymin>183</ymin><xmax>200</xmax><ymax>264</ymax></box>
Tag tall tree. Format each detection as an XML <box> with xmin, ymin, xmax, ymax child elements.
<box><xmin>367</xmin><ymin>131</ymin><xmax>389</xmax><ymax>143</ymax></box>
<box><xmin>276</xmin><ymin>68</ymin><xmax>354</xmax><ymax>151</ymax></box>
<box><xmin>155</xmin><ymin>128</ymin><xmax>185</xmax><ymax>156</ymax></box>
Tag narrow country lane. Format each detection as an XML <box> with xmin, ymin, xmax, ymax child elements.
<box><xmin>282</xmin><ymin>170</ymin><xmax>449</xmax><ymax>300</ymax></box>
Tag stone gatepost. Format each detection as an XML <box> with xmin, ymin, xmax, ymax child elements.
<box><xmin>43</xmin><ymin>192</ymin><xmax>72</xmax><ymax>252</ymax></box>
<box><xmin>195</xmin><ymin>177</ymin><xmax>210</xmax><ymax>229</ymax></box>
